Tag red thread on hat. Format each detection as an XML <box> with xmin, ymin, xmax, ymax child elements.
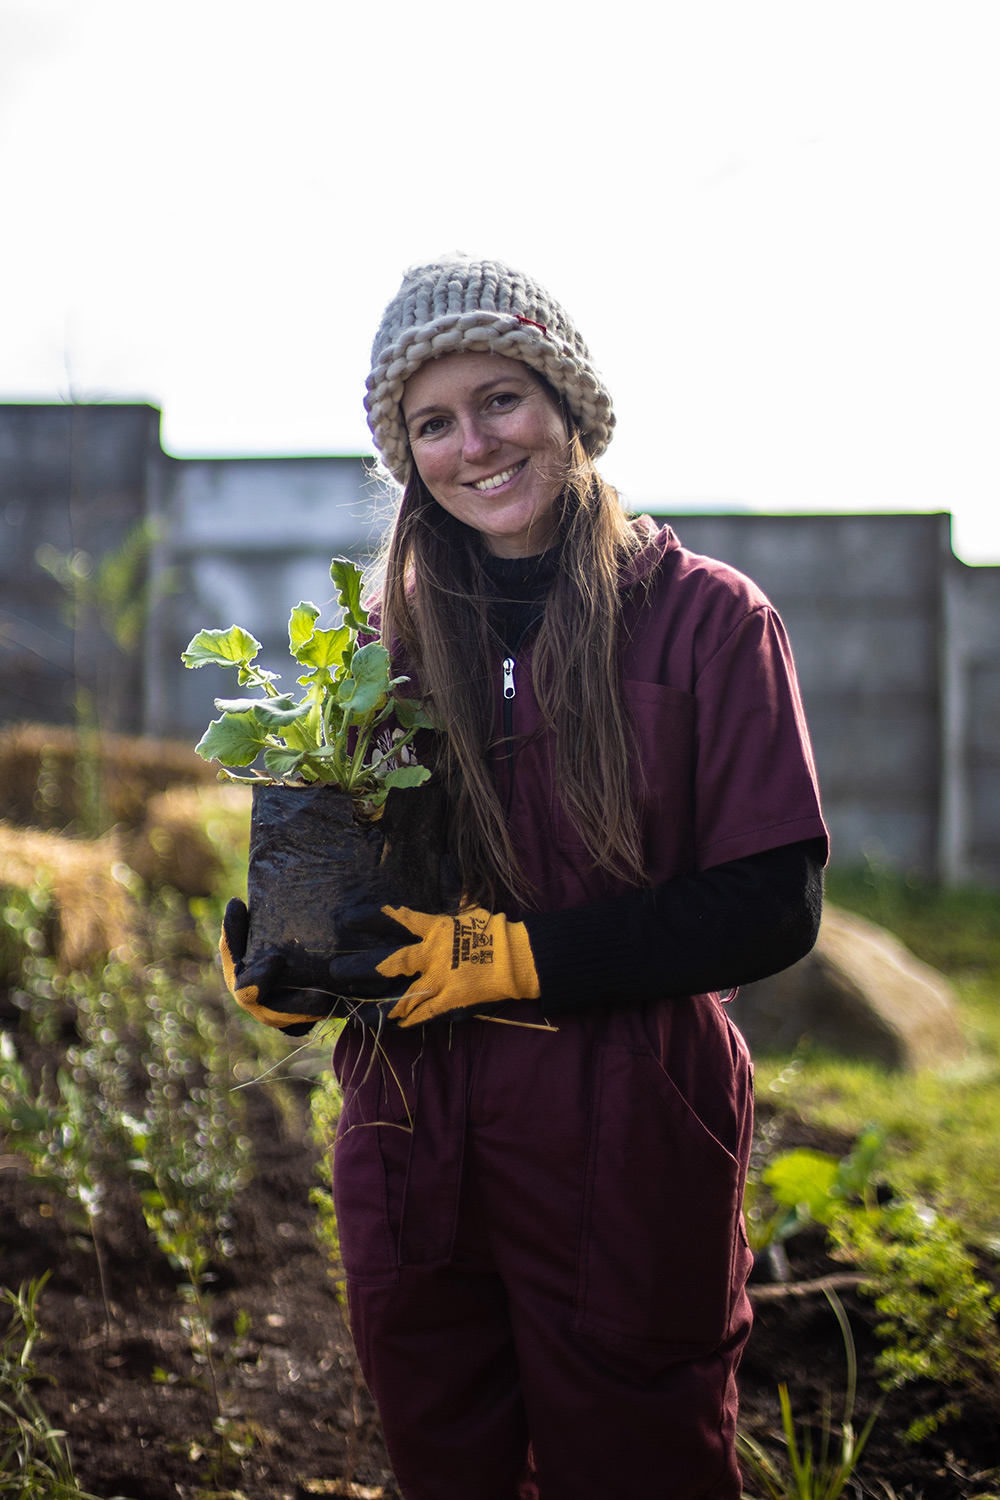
<box><xmin>515</xmin><ymin>314</ymin><xmax>548</xmax><ymax>335</ymax></box>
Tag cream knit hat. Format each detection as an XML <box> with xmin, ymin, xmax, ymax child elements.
<box><xmin>365</xmin><ymin>256</ymin><xmax>615</xmax><ymax>483</ymax></box>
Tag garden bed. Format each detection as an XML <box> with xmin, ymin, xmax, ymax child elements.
<box><xmin>2</xmin><ymin>827</ymin><xmax>1000</xmax><ymax>1498</ymax></box>
<box><xmin>4</xmin><ymin>1043</ymin><xmax>1000</xmax><ymax>1498</ymax></box>
<box><xmin>0</xmin><ymin>1045</ymin><xmax>396</xmax><ymax>1500</ymax></box>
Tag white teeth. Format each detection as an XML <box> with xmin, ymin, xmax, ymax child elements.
<box><xmin>472</xmin><ymin>463</ymin><xmax>521</xmax><ymax>491</ymax></box>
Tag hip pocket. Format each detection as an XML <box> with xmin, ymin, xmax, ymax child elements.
<box><xmin>573</xmin><ymin>1043</ymin><xmax>749</xmax><ymax>1352</ymax></box>
<box><xmin>332</xmin><ymin>1033</ymin><xmax>413</xmax><ymax>1287</ymax></box>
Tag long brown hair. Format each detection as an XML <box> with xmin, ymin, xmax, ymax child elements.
<box><xmin>381</xmin><ymin>425</ymin><xmax>647</xmax><ymax>910</ymax></box>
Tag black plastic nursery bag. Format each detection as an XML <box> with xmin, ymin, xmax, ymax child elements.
<box><xmin>244</xmin><ymin>780</ymin><xmax>451</xmax><ymax>993</ymax></box>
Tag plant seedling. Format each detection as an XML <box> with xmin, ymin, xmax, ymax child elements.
<box><xmin>183</xmin><ymin>558</ymin><xmax>432</xmax><ymax>813</ymax></box>
<box><xmin>746</xmin><ymin>1126</ymin><xmax>887</xmax><ymax>1253</ymax></box>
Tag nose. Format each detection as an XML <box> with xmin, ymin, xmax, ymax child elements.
<box><xmin>459</xmin><ymin>415</ymin><xmax>500</xmax><ymax>463</ymax></box>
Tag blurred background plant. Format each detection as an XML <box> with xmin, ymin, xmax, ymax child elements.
<box><xmin>36</xmin><ymin>521</ymin><xmax>174</xmax><ymax>835</ymax></box>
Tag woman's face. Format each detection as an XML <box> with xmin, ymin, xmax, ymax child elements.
<box><xmin>401</xmin><ymin>351</ymin><xmax>568</xmax><ymax>558</ymax></box>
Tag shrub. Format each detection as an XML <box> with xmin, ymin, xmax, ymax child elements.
<box><xmin>829</xmin><ymin>1198</ymin><xmax>1000</xmax><ymax>1441</ymax></box>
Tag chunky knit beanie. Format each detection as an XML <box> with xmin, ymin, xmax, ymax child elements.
<box><xmin>365</xmin><ymin>256</ymin><xmax>615</xmax><ymax>483</ymax></box>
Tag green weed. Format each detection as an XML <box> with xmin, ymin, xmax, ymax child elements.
<box><xmin>121</xmin><ymin>966</ymin><xmax>252</xmax><ymax>1411</ymax></box>
<box><xmin>1</xmin><ymin>880</ymin><xmax>256</xmax><ymax>1403</ymax></box>
<box><xmin>738</xmin><ymin>1291</ymin><xmax>880</xmax><ymax>1500</ymax></box>
<box><xmin>181</xmin><ymin>1412</ymin><xmax>261</xmax><ymax>1493</ymax></box>
<box><xmin>37</xmin><ymin>519</ymin><xmax>168</xmax><ymax>828</ymax></box>
<box><xmin>753</xmin><ymin>1049</ymin><xmax>1000</xmax><ymax>1245</ymax></box>
<box><xmin>1</xmin><ymin>882</ymin><xmax>67</xmax><ymax>1046</ymax></box>
<box><xmin>0</xmin><ymin>1274</ymin><xmax>112</xmax><ymax>1500</ymax></box>
<box><xmin>749</xmin><ymin>871</ymin><xmax>1000</xmax><ymax>1448</ymax></box>
<box><xmin>754</xmin><ymin>869</ymin><xmax>1000</xmax><ymax>1243</ymax></box>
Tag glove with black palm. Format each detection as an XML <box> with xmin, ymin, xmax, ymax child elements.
<box><xmin>329</xmin><ymin>901</ymin><xmax>541</xmax><ymax>1028</ymax></box>
<box><xmin>220</xmin><ymin>898</ymin><xmax>342</xmax><ymax>1035</ymax></box>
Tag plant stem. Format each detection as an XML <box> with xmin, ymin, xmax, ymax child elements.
<box><xmin>347</xmin><ymin>720</ymin><xmax>374</xmax><ymax>791</ymax></box>
<box><xmin>189</xmin><ymin>1274</ymin><xmax>223</xmax><ymax>1420</ymax></box>
<box><xmin>84</xmin><ymin>1205</ymin><xmax>114</xmax><ymax>1353</ymax></box>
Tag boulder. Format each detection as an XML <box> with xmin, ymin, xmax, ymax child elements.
<box><xmin>727</xmin><ymin>904</ymin><xmax>966</xmax><ymax>1071</ymax></box>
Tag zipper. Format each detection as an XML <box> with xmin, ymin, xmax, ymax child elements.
<box><xmin>501</xmin><ymin>655</ymin><xmax>517</xmax><ymax>816</ymax></box>
<box><xmin>491</xmin><ymin>605</ymin><xmax>544</xmax><ymax>817</ymax></box>
<box><xmin>499</xmin><ymin>622</ymin><xmax>536</xmax><ymax>818</ymax></box>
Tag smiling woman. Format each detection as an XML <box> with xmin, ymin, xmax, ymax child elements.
<box><xmin>401</xmin><ymin>353</ymin><xmax>569</xmax><ymax>558</ymax></box>
<box><xmin>217</xmin><ymin>254</ymin><xmax>829</xmax><ymax>1500</ymax></box>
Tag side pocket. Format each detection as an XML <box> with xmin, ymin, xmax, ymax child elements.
<box><xmin>331</xmin><ymin>1033</ymin><xmax>411</xmax><ymax>1288</ymax></box>
<box><xmin>574</xmin><ymin>1044</ymin><xmax>746</xmax><ymax>1351</ymax></box>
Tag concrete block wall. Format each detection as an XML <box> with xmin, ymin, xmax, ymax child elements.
<box><xmin>941</xmin><ymin>561</ymin><xmax>1000</xmax><ymax>883</ymax></box>
<box><xmin>2</xmin><ymin>403</ymin><xmax>998</xmax><ymax>883</ymax></box>
<box><xmin>0</xmin><ymin>404</ymin><xmax>160</xmax><ymax>730</ymax></box>
<box><xmin>661</xmin><ymin>513</ymin><xmax>951</xmax><ymax>877</ymax></box>
<box><xmin>144</xmin><ymin>453</ymin><xmax>380</xmax><ymax>743</ymax></box>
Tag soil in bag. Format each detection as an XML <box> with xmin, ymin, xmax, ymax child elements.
<box><xmin>245</xmin><ymin>780</ymin><xmax>451</xmax><ymax>996</ymax></box>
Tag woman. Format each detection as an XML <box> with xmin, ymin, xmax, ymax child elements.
<box><xmin>222</xmin><ymin>256</ymin><xmax>828</xmax><ymax>1499</ymax></box>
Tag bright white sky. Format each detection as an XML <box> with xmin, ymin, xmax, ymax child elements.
<box><xmin>1</xmin><ymin>0</ymin><xmax>998</xmax><ymax>563</ymax></box>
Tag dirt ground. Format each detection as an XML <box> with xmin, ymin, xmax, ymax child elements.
<box><xmin>3</xmin><ymin>1053</ymin><xmax>1000</xmax><ymax>1499</ymax></box>
<box><xmin>1</xmin><ymin>1063</ymin><xmax>395</xmax><ymax>1500</ymax></box>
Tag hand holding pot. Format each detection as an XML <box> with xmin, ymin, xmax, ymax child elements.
<box><xmin>328</xmin><ymin>902</ymin><xmax>541</xmax><ymax>1027</ymax></box>
<box><xmin>220</xmin><ymin>898</ymin><xmax>341</xmax><ymax>1035</ymax></box>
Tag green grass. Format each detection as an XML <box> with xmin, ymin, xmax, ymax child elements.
<box><xmin>823</xmin><ymin>865</ymin><xmax>1000</xmax><ymax>986</ymax></box>
<box><xmin>0</xmin><ymin>1275</ymin><xmax>108</xmax><ymax>1499</ymax></box>
<box><xmin>753</xmin><ymin>866</ymin><xmax>1000</xmax><ymax>1246</ymax></box>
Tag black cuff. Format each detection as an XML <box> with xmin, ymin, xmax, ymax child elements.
<box><xmin>523</xmin><ymin>838</ymin><xmax>825</xmax><ymax>1014</ymax></box>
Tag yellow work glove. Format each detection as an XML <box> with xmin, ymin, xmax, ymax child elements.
<box><xmin>329</xmin><ymin>902</ymin><xmax>540</xmax><ymax>1028</ymax></box>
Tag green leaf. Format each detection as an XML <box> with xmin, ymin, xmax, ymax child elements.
<box><xmin>394</xmin><ymin>695</ymin><xmax>435</xmax><ymax>730</ymax></box>
<box><xmin>238</xmin><ymin>664</ymin><xmax>279</xmax><ymax>686</ymax></box>
<box><xmin>195</xmin><ymin>712</ymin><xmax>268</xmax><ymax>766</ymax></box>
<box><xmin>288</xmin><ymin>601</ymin><xmax>320</xmax><ymax>655</ymax></box>
<box><xmin>764</xmin><ymin>1149</ymin><xmax>840</xmax><ymax>1225</ymax></box>
<box><xmin>338</xmin><ymin>640</ymin><xmax>391</xmax><ymax>716</ymax></box>
<box><xmin>382</xmin><ymin>764</ymin><xmax>431</xmax><ymax>790</ymax></box>
<box><xmin>213</xmin><ymin>695</ymin><xmax>312</xmax><ymax>728</ymax></box>
<box><xmin>262</xmin><ymin>746</ymin><xmax>307</xmax><ymax>779</ymax></box>
<box><xmin>331</xmin><ymin>557</ymin><xmax>370</xmax><ymax>634</ymax></box>
<box><xmin>279</xmin><ymin>699</ymin><xmax>323</xmax><ymax>752</ymax></box>
<box><xmin>182</xmin><ymin>626</ymin><xmax>262</xmax><ymax>670</ymax></box>
<box><xmin>295</xmin><ymin>624</ymin><xmax>351</xmax><ymax>670</ymax></box>
<box><xmin>0</xmin><ymin>1102</ymin><xmax>49</xmax><ymax>1135</ymax></box>
<box><xmin>834</xmin><ymin>1124</ymin><xmax>887</xmax><ymax>1202</ymax></box>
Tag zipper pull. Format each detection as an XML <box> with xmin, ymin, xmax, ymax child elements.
<box><xmin>502</xmin><ymin>656</ymin><xmax>516</xmax><ymax>699</ymax></box>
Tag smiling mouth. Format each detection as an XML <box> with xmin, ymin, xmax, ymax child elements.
<box><xmin>469</xmin><ymin>460</ymin><xmax>527</xmax><ymax>492</ymax></box>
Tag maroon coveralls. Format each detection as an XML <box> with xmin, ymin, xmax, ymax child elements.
<box><xmin>332</xmin><ymin>520</ymin><xmax>828</xmax><ymax>1500</ymax></box>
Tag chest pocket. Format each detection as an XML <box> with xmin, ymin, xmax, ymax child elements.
<box><xmin>548</xmin><ymin>680</ymin><xmax>697</xmax><ymax>887</ymax></box>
